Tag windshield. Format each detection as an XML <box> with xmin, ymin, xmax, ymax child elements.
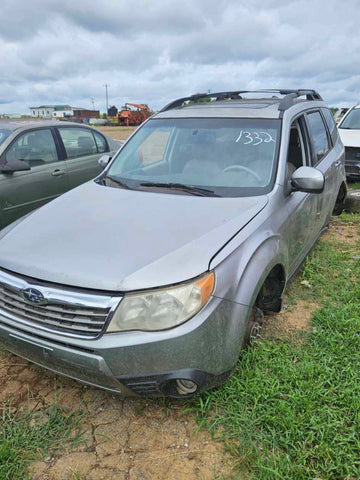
<box><xmin>339</xmin><ymin>108</ymin><xmax>360</xmax><ymax>129</ymax></box>
<box><xmin>105</xmin><ymin>117</ymin><xmax>281</xmax><ymax>197</ymax></box>
<box><xmin>0</xmin><ymin>129</ymin><xmax>12</xmax><ymax>146</ymax></box>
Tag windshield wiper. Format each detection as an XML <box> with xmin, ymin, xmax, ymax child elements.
<box><xmin>139</xmin><ymin>181</ymin><xmax>220</xmax><ymax>197</ymax></box>
<box><xmin>103</xmin><ymin>175</ymin><xmax>131</xmax><ymax>189</ymax></box>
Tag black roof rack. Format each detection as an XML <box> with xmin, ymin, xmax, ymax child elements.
<box><xmin>159</xmin><ymin>89</ymin><xmax>323</xmax><ymax>113</ymax></box>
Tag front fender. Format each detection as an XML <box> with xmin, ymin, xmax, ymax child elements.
<box><xmin>211</xmin><ymin>233</ymin><xmax>289</xmax><ymax>310</ymax></box>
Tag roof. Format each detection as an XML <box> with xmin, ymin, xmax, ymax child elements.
<box><xmin>29</xmin><ymin>105</ymin><xmax>72</xmax><ymax>110</ymax></box>
<box><xmin>155</xmin><ymin>89</ymin><xmax>324</xmax><ymax>120</ymax></box>
<box><xmin>0</xmin><ymin>119</ymin><xmax>94</xmax><ymax>132</ymax></box>
<box><xmin>156</xmin><ymin>99</ymin><xmax>283</xmax><ymax>119</ymax></box>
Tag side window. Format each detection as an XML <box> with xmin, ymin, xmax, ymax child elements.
<box><xmin>58</xmin><ymin>128</ymin><xmax>97</xmax><ymax>159</ymax></box>
<box><xmin>306</xmin><ymin>111</ymin><xmax>330</xmax><ymax>164</ymax></box>
<box><xmin>93</xmin><ymin>131</ymin><xmax>108</xmax><ymax>153</ymax></box>
<box><xmin>321</xmin><ymin>108</ymin><xmax>338</xmax><ymax>145</ymax></box>
<box><xmin>5</xmin><ymin>129</ymin><xmax>58</xmax><ymax>166</ymax></box>
<box><xmin>286</xmin><ymin>120</ymin><xmax>306</xmax><ymax>175</ymax></box>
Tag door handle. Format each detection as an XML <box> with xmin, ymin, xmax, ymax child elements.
<box><xmin>51</xmin><ymin>169</ymin><xmax>65</xmax><ymax>177</ymax></box>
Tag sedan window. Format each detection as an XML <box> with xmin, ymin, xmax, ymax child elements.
<box><xmin>93</xmin><ymin>131</ymin><xmax>108</xmax><ymax>153</ymax></box>
<box><xmin>58</xmin><ymin>128</ymin><xmax>97</xmax><ymax>159</ymax></box>
<box><xmin>5</xmin><ymin>129</ymin><xmax>58</xmax><ymax>166</ymax></box>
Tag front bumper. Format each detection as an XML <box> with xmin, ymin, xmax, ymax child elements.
<box><xmin>0</xmin><ymin>294</ymin><xmax>248</xmax><ymax>397</ymax></box>
<box><xmin>345</xmin><ymin>161</ymin><xmax>360</xmax><ymax>179</ymax></box>
<box><xmin>344</xmin><ymin>148</ymin><xmax>360</xmax><ymax>179</ymax></box>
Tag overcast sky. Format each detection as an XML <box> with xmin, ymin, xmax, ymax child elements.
<box><xmin>1</xmin><ymin>0</ymin><xmax>360</xmax><ymax>114</ymax></box>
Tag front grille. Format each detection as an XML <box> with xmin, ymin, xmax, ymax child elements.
<box><xmin>0</xmin><ymin>270</ymin><xmax>121</xmax><ymax>338</ymax></box>
<box><xmin>345</xmin><ymin>147</ymin><xmax>360</xmax><ymax>162</ymax></box>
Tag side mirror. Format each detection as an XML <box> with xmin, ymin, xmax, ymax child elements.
<box><xmin>0</xmin><ymin>159</ymin><xmax>31</xmax><ymax>173</ymax></box>
<box><xmin>291</xmin><ymin>166</ymin><xmax>324</xmax><ymax>194</ymax></box>
<box><xmin>98</xmin><ymin>155</ymin><xmax>112</xmax><ymax>170</ymax></box>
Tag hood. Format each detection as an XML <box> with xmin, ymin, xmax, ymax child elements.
<box><xmin>338</xmin><ymin>128</ymin><xmax>360</xmax><ymax>148</ymax></box>
<box><xmin>0</xmin><ymin>181</ymin><xmax>267</xmax><ymax>291</ymax></box>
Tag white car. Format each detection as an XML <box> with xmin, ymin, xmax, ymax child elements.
<box><xmin>337</xmin><ymin>105</ymin><xmax>360</xmax><ymax>180</ymax></box>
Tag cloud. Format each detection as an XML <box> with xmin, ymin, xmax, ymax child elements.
<box><xmin>0</xmin><ymin>0</ymin><xmax>360</xmax><ymax>113</ymax></box>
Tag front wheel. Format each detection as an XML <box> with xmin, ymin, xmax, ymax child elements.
<box><xmin>243</xmin><ymin>307</ymin><xmax>264</xmax><ymax>347</ymax></box>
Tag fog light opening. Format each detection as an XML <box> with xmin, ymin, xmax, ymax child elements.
<box><xmin>176</xmin><ymin>379</ymin><xmax>198</xmax><ymax>395</ymax></box>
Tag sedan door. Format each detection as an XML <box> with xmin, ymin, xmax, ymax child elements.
<box><xmin>0</xmin><ymin>128</ymin><xmax>68</xmax><ymax>228</ymax></box>
<box><xmin>56</xmin><ymin>127</ymin><xmax>105</xmax><ymax>190</ymax></box>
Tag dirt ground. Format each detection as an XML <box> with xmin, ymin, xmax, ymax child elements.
<box><xmin>1</xmin><ymin>154</ymin><xmax>359</xmax><ymax>480</ymax></box>
<box><xmin>0</xmin><ymin>355</ymin><xmax>232</xmax><ymax>480</ymax></box>
<box><xmin>324</xmin><ymin>220</ymin><xmax>359</xmax><ymax>245</ymax></box>
<box><xmin>97</xmin><ymin>126</ymin><xmax>137</xmax><ymax>141</ymax></box>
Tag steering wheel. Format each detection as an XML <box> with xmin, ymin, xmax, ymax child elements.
<box><xmin>222</xmin><ymin>165</ymin><xmax>261</xmax><ymax>183</ymax></box>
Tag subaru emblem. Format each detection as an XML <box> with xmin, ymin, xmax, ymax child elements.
<box><xmin>22</xmin><ymin>288</ymin><xmax>46</xmax><ymax>305</ymax></box>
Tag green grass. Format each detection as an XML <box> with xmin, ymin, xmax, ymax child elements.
<box><xmin>347</xmin><ymin>181</ymin><xmax>360</xmax><ymax>190</ymax></box>
<box><xmin>192</xmin><ymin>214</ymin><xmax>360</xmax><ymax>480</ymax></box>
<box><xmin>0</xmin><ymin>404</ymin><xmax>85</xmax><ymax>480</ymax></box>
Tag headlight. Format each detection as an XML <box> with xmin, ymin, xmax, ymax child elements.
<box><xmin>106</xmin><ymin>271</ymin><xmax>215</xmax><ymax>332</ymax></box>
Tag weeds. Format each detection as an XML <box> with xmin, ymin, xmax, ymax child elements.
<box><xmin>0</xmin><ymin>404</ymin><xmax>84</xmax><ymax>480</ymax></box>
<box><xmin>192</xmin><ymin>215</ymin><xmax>360</xmax><ymax>479</ymax></box>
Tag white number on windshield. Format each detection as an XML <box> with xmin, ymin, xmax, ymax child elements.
<box><xmin>235</xmin><ymin>131</ymin><xmax>275</xmax><ymax>145</ymax></box>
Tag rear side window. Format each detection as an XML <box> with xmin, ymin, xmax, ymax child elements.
<box><xmin>306</xmin><ymin>111</ymin><xmax>330</xmax><ymax>164</ymax></box>
<box><xmin>58</xmin><ymin>128</ymin><xmax>97</xmax><ymax>159</ymax></box>
<box><xmin>93</xmin><ymin>131</ymin><xmax>108</xmax><ymax>153</ymax></box>
<box><xmin>321</xmin><ymin>108</ymin><xmax>338</xmax><ymax>145</ymax></box>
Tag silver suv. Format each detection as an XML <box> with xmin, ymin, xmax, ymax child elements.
<box><xmin>0</xmin><ymin>90</ymin><xmax>346</xmax><ymax>398</ymax></box>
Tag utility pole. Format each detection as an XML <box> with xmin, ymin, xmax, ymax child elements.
<box><xmin>91</xmin><ymin>98</ymin><xmax>95</xmax><ymax>110</ymax></box>
<box><xmin>104</xmin><ymin>84</ymin><xmax>110</xmax><ymax>115</ymax></box>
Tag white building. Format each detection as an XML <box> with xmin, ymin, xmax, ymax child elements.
<box><xmin>29</xmin><ymin>105</ymin><xmax>73</xmax><ymax>119</ymax></box>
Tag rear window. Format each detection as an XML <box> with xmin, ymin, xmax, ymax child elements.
<box><xmin>306</xmin><ymin>111</ymin><xmax>330</xmax><ymax>164</ymax></box>
<box><xmin>321</xmin><ymin>108</ymin><xmax>338</xmax><ymax>145</ymax></box>
<box><xmin>58</xmin><ymin>128</ymin><xmax>97</xmax><ymax>159</ymax></box>
<box><xmin>93</xmin><ymin>131</ymin><xmax>108</xmax><ymax>153</ymax></box>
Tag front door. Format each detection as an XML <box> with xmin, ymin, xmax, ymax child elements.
<box><xmin>282</xmin><ymin>117</ymin><xmax>319</xmax><ymax>274</ymax></box>
<box><xmin>0</xmin><ymin>128</ymin><xmax>68</xmax><ymax>228</ymax></box>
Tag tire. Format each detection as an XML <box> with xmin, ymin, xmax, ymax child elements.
<box><xmin>333</xmin><ymin>184</ymin><xmax>347</xmax><ymax>216</ymax></box>
<box><xmin>345</xmin><ymin>189</ymin><xmax>360</xmax><ymax>213</ymax></box>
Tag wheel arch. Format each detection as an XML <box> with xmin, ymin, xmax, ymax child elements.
<box><xmin>212</xmin><ymin>234</ymin><xmax>289</xmax><ymax>314</ymax></box>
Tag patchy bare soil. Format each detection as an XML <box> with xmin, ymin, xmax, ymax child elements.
<box><xmin>263</xmin><ymin>219</ymin><xmax>359</xmax><ymax>341</ymax></box>
<box><xmin>97</xmin><ymin>126</ymin><xmax>137</xmax><ymax>141</ymax></box>
<box><xmin>262</xmin><ymin>300</ymin><xmax>319</xmax><ymax>341</ymax></box>
<box><xmin>0</xmin><ymin>354</ymin><xmax>231</xmax><ymax>479</ymax></box>
<box><xmin>324</xmin><ymin>220</ymin><xmax>360</xmax><ymax>246</ymax></box>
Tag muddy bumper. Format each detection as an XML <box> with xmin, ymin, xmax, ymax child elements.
<box><xmin>0</xmin><ymin>296</ymin><xmax>247</xmax><ymax>397</ymax></box>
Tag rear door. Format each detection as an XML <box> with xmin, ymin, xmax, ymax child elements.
<box><xmin>56</xmin><ymin>127</ymin><xmax>106</xmax><ymax>189</ymax></box>
<box><xmin>305</xmin><ymin>110</ymin><xmax>336</xmax><ymax>229</ymax></box>
<box><xmin>0</xmin><ymin>127</ymin><xmax>68</xmax><ymax>227</ymax></box>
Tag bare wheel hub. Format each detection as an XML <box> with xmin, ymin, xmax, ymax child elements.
<box><xmin>247</xmin><ymin>307</ymin><xmax>265</xmax><ymax>344</ymax></box>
